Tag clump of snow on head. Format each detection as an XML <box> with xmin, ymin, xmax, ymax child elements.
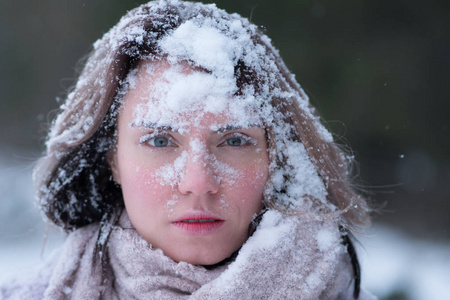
<box><xmin>128</xmin><ymin>6</ymin><xmax>264</xmax><ymax>129</ymax></box>
<box><xmin>130</xmin><ymin>64</ymin><xmax>253</xmax><ymax>129</ymax></box>
<box><xmin>160</xmin><ymin>20</ymin><xmax>238</xmax><ymax>79</ymax></box>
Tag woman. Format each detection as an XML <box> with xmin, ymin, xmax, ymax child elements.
<box><xmin>1</xmin><ymin>0</ymin><xmax>375</xmax><ymax>299</ymax></box>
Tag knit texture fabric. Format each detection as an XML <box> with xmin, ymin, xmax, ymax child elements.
<box><xmin>1</xmin><ymin>210</ymin><xmax>376</xmax><ymax>300</ymax></box>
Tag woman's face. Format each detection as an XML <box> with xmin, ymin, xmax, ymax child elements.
<box><xmin>111</xmin><ymin>61</ymin><xmax>268</xmax><ymax>265</ymax></box>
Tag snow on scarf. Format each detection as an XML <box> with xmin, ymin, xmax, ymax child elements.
<box><xmin>1</xmin><ymin>210</ymin><xmax>375</xmax><ymax>299</ymax></box>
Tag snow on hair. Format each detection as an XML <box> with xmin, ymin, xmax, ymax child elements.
<box><xmin>33</xmin><ymin>0</ymin><xmax>370</xmax><ymax>232</ymax></box>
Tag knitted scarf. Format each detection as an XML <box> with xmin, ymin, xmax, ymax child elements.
<box><xmin>2</xmin><ymin>210</ymin><xmax>375</xmax><ymax>299</ymax></box>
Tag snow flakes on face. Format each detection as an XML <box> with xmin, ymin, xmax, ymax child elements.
<box><xmin>207</xmin><ymin>157</ymin><xmax>242</xmax><ymax>192</ymax></box>
<box><xmin>147</xmin><ymin>134</ymin><xmax>243</xmax><ymax>190</ymax></box>
<box><xmin>165</xmin><ymin>195</ymin><xmax>179</xmax><ymax>214</ymax></box>
<box><xmin>151</xmin><ymin>150</ymin><xmax>188</xmax><ymax>187</ymax></box>
<box><xmin>189</xmin><ymin>138</ymin><xmax>206</xmax><ymax>163</ymax></box>
<box><xmin>187</xmin><ymin>138</ymin><xmax>242</xmax><ymax>186</ymax></box>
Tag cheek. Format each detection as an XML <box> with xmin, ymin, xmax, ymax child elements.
<box><xmin>120</xmin><ymin>164</ymin><xmax>182</xmax><ymax>222</ymax></box>
<box><xmin>240</xmin><ymin>164</ymin><xmax>268</xmax><ymax>198</ymax></box>
<box><xmin>215</xmin><ymin>150</ymin><xmax>268</xmax><ymax>184</ymax></box>
<box><xmin>219</xmin><ymin>158</ymin><xmax>268</xmax><ymax>208</ymax></box>
<box><xmin>119</xmin><ymin>161</ymin><xmax>175</xmax><ymax>204</ymax></box>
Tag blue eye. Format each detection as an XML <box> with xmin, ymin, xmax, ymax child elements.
<box><xmin>226</xmin><ymin>137</ymin><xmax>245</xmax><ymax>146</ymax></box>
<box><xmin>140</xmin><ymin>134</ymin><xmax>175</xmax><ymax>148</ymax></box>
<box><xmin>150</xmin><ymin>137</ymin><xmax>170</xmax><ymax>147</ymax></box>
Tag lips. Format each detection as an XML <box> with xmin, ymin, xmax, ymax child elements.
<box><xmin>172</xmin><ymin>213</ymin><xmax>225</xmax><ymax>235</ymax></box>
<box><xmin>181</xmin><ymin>219</ymin><xmax>218</xmax><ymax>223</ymax></box>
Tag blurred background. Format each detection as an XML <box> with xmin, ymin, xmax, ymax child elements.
<box><xmin>0</xmin><ymin>0</ymin><xmax>449</xmax><ymax>299</ymax></box>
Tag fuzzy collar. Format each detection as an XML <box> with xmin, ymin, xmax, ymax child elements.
<box><xmin>42</xmin><ymin>210</ymin><xmax>365</xmax><ymax>299</ymax></box>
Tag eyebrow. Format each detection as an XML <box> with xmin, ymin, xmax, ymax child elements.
<box><xmin>130</xmin><ymin>121</ymin><xmax>178</xmax><ymax>131</ymax></box>
<box><xmin>130</xmin><ymin>122</ymin><xmax>261</xmax><ymax>133</ymax></box>
<box><xmin>213</xmin><ymin>123</ymin><xmax>261</xmax><ymax>133</ymax></box>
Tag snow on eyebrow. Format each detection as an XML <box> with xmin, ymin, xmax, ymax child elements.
<box><xmin>209</xmin><ymin>121</ymin><xmax>262</xmax><ymax>133</ymax></box>
<box><xmin>131</xmin><ymin>122</ymin><xmax>177</xmax><ymax>131</ymax></box>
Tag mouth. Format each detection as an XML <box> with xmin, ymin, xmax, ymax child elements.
<box><xmin>180</xmin><ymin>219</ymin><xmax>220</xmax><ymax>223</ymax></box>
<box><xmin>172</xmin><ymin>214</ymin><xmax>225</xmax><ymax>235</ymax></box>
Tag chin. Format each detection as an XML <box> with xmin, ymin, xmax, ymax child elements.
<box><xmin>176</xmin><ymin>254</ymin><xmax>223</xmax><ymax>266</ymax></box>
<box><xmin>169</xmin><ymin>249</ymin><xmax>231</xmax><ymax>266</ymax></box>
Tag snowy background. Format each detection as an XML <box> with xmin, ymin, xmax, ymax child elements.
<box><xmin>1</xmin><ymin>1</ymin><xmax>449</xmax><ymax>299</ymax></box>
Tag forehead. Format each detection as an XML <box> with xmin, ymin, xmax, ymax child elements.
<box><xmin>121</xmin><ymin>60</ymin><xmax>261</xmax><ymax>129</ymax></box>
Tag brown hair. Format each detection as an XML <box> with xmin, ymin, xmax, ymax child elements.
<box><xmin>34</xmin><ymin>0</ymin><xmax>369</xmax><ymax>234</ymax></box>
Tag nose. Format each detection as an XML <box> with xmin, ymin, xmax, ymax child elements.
<box><xmin>178</xmin><ymin>152</ymin><xmax>220</xmax><ymax>196</ymax></box>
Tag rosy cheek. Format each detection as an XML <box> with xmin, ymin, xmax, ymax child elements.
<box><xmin>132</xmin><ymin>162</ymin><xmax>184</xmax><ymax>209</ymax></box>
<box><xmin>217</xmin><ymin>163</ymin><xmax>267</xmax><ymax>211</ymax></box>
<box><xmin>243</xmin><ymin>168</ymin><xmax>267</xmax><ymax>194</ymax></box>
<box><xmin>240</xmin><ymin>156</ymin><xmax>268</xmax><ymax>183</ymax></box>
<box><xmin>122</xmin><ymin>163</ymin><xmax>163</xmax><ymax>197</ymax></box>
